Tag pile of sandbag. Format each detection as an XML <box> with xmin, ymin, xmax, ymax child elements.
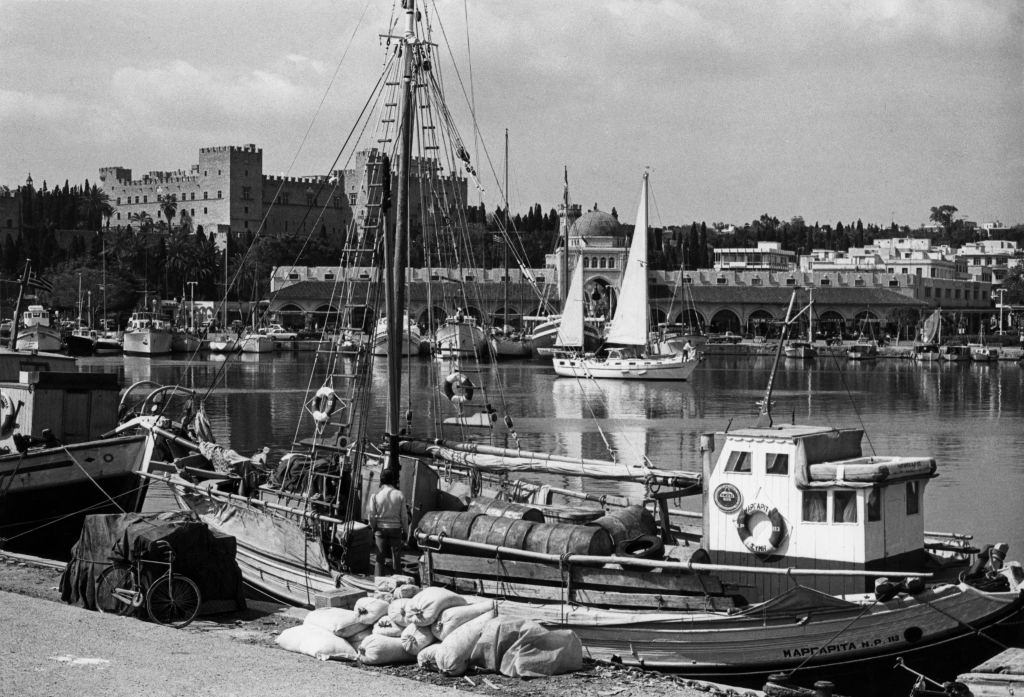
<box><xmin>277</xmin><ymin>581</ymin><xmax>582</xmax><ymax>678</ymax></box>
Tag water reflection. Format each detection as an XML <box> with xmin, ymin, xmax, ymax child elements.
<box><xmin>80</xmin><ymin>353</ymin><xmax>1024</xmax><ymax>555</ymax></box>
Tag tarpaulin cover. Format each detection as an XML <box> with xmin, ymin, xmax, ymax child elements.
<box><xmin>59</xmin><ymin>510</ymin><xmax>245</xmax><ymax>615</ymax></box>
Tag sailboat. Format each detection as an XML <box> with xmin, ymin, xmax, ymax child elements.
<box><xmin>369</xmin><ymin>314</ymin><xmax>422</xmax><ymax>356</ymax></box>
<box><xmin>783</xmin><ymin>288</ymin><xmax>817</xmax><ymax>359</ymax></box>
<box><xmin>116</xmin><ymin>4</ymin><xmax>1024</xmax><ymax>691</ymax></box>
<box><xmin>552</xmin><ymin>172</ymin><xmax>700</xmax><ymax>380</ymax></box>
<box><xmin>913</xmin><ymin>308</ymin><xmax>942</xmax><ymax>362</ymax></box>
<box><xmin>968</xmin><ymin>324</ymin><xmax>998</xmax><ymax>362</ymax></box>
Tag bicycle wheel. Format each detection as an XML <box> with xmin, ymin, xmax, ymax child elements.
<box><xmin>95</xmin><ymin>565</ymin><xmax>137</xmax><ymax>616</ymax></box>
<box><xmin>146</xmin><ymin>573</ymin><xmax>201</xmax><ymax>628</ymax></box>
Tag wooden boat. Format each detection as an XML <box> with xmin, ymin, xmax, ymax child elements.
<box><xmin>432</xmin><ymin>315</ymin><xmax>486</xmax><ymax>359</ymax></box>
<box><xmin>939</xmin><ymin>345</ymin><xmax>971</xmax><ymax>362</ymax></box>
<box><xmin>0</xmin><ymin>366</ymin><xmax>153</xmax><ymax>557</ymax></box>
<box><xmin>369</xmin><ymin>315</ymin><xmax>422</xmax><ymax>356</ymax></box>
<box><xmin>117</xmin><ymin>6</ymin><xmax>1023</xmax><ymax>692</ymax></box>
<box><xmin>552</xmin><ymin>173</ymin><xmax>699</xmax><ymax>381</ymax></box>
<box><xmin>846</xmin><ymin>340</ymin><xmax>879</xmax><ymax>360</ymax></box>
<box><xmin>16</xmin><ymin>305</ymin><xmax>63</xmax><ymax>353</ymax></box>
<box><xmin>969</xmin><ymin>327</ymin><xmax>998</xmax><ymax>362</ymax></box>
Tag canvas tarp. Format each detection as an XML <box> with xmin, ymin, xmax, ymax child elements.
<box><xmin>59</xmin><ymin>510</ymin><xmax>245</xmax><ymax>615</ymax></box>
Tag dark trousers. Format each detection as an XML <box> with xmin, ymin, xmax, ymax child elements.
<box><xmin>374</xmin><ymin>528</ymin><xmax>403</xmax><ymax>576</ymax></box>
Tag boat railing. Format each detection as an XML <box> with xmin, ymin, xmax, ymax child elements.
<box><xmin>415</xmin><ymin>532</ymin><xmax>932</xmax><ymax>579</ymax></box>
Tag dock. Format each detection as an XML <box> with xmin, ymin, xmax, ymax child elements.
<box><xmin>956</xmin><ymin>648</ymin><xmax>1024</xmax><ymax>696</ymax></box>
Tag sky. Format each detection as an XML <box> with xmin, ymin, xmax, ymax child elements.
<box><xmin>1</xmin><ymin>0</ymin><xmax>1022</xmax><ymax>228</ymax></box>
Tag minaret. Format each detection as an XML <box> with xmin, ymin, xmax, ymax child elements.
<box><xmin>557</xmin><ymin>174</ymin><xmax>581</xmax><ymax>303</ymax></box>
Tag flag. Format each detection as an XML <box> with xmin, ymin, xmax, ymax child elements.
<box><xmin>26</xmin><ymin>272</ymin><xmax>54</xmax><ymax>294</ymax></box>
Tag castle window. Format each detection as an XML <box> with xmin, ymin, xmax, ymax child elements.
<box><xmin>116</xmin><ymin>213</ymin><xmax>121</xmax><ymax>220</ymax></box>
<box><xmin>203</xmin><ymin>207</ymin><xmax>208</xmax><ymax>214</ymax></box>
<box><xmin>218</xmin><ymin>170</ymin><xmax>221</xmax><ymax>175</ymax></box>
<box><xmin>583</xmin><ymin>257</ymin><xmax>590</xmax><ymax>268</ymax></box>
<box><xmin>217</xmin><ymin>191</ymin><xmax>222</xmax><ymax>199</ymax></box>
<box><xmin>607</xmin><ymin>258</ymin><xmax>614</xmax><ymax>269</ymax></box>
<box><xmin>244</xmin><ymin>221</ymin><xmax>249</xmax><ymax>229</ymax></box>
<box><xmin>135</xmin><ymin>196</ymin><xmax>140</xmax><ymax>204</ymax></box>
<box><xmin>116</xmin><ymin>197</ymin><xmax>120</xmax><ymax>205</ymax></box>
<box><xmin>348</xmin><ymin>193</ymin><xmax>357</xmax><ymax>205</ymax></box>
<box><xmin>204</xmin><ymin>192</ymin><xmax>208</xmax><ymax>200</ymax></box>
<box><xmin>190</xmin><ymin>192</ymin><xmax>195</xmax><ymax>200</ymax></box>
<box><xmin>599</xmin><ymin>258</ymin><xmax>607</xmax><ymax>268</ymax></box>
<box><xmin>190</xmin><ymin>209</ymin><xmax>195</xmax><ymax>216</ymax></box>
<box><xmin>242</xmin><ymin>186</ymin><xmax>252</xmax><ymax>201</ymax></box>
<box><xmin>244</xmin><ymin>207</ymin><xmax>248</xmax><ymax>214</ymax></box>
<box><xmin>143</xmin><ymin>195</ymin><xmax>147</xmax><ymax>203</ymax></box>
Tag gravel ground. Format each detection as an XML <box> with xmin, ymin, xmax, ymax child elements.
<box><xmin>0</xmin><ymin>553</ymin><xmax>761</xmax><ymax>697</ymax></box>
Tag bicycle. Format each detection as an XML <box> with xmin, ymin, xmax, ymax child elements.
<box><xmin>95</xmin><ymin>539</ymin><xmax>202</xmax><ymax>628</ymax></box>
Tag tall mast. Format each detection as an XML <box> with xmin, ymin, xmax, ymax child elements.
<box><xmin>386</xmin><ymin>0</ymin><xmax>418</xmax><ymax>466</ymax></box>
<box><xmin>503</xmin><ymin>128</ymin><xmax>509</xmax><ymax>329</ymax></box>
<box><xmin>756</xmin><ymin>290</ymin><xmax>798</xmax><ymax>428</ymax></box>
<box><xmin>8</xmin><ymin>260</ymin><xmax>30</xmax><ymax>350</ymax></box>
<box><xmin>560</xmin><ymin>167</ymin><xmax>569</xmax><ymax>312</ymax></box>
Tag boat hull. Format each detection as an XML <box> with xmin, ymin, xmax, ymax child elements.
<box><xmin>0</xmin><ymin>435</ymin><xmax>150</xmax><ymax>557</ymax></box>
<box><xmin>240</xmin><ymin>334</ymin><xmax>274</xmax><ymax>353</ymax></box>
<box><xmin>488</xmin><ymin>334</ymin><xmax>533</xmax><ymax>359</ymax></box>
<box><xmin>123</xmin><ymin>329</ymin><xmax>173</xmax><ymax>356</ymax></box>
<box><xmin>16</xmin><ymin>327</ymin><xmax>63</xmax><ymax>353</ymax></box>
<box><xmin>553</xmin><ymin>352</ymin><xmax>699</xmax><ymax>380</ymax></box>
<box><xmin>370</xmin><ymin>329</ymin><xmax>422</xmax><ymax>356</ymax></box>
<box><xmin>433</xmin><ymin>323</ymin><xmax>486</xmax><ymax>358</ymax></box>
<box><xmin>528</xmin><ymin>317</ymin><xmax>602</xmax><ymax>357</ymax></box>
<box><xmin>64</xmin><ymin>333</ymin><xmax>95</xmax><ymax>356</ymax></box>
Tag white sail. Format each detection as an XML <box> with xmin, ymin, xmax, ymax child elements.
<box><xmin>605</xmin><ymin>173</ymin><xmax>650</xmax><ymax>346</ymax></box>
<box><xmin>920</xmin><ymin>309</ymin><xmax>941</xmax><ymax>344</ymax></box>
<box><xmin>554</xmin><ymin>255</ymin><xmax>586</xmax><ymax>347</ymax></box>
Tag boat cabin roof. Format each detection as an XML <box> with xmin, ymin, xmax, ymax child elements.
<box><xmin>724</xmin><ymin>424</ymin><xmax>851</xmax><ymax>441</ymax></box>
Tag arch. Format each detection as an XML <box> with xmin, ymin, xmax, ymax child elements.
<box><xmin>747</xmin><ymin>309</ymin><xmax>775</xmax><ymax>337</ymax></box>
<box><xmin>491</xmin><ymin>306</ymin><xmax>521</xmax><ymax>328</ymax></box>
<box><xmin>276</xmin><ymin>304</ymin><xmax>305</xmax><ymax>330</ymax></box>
<box><xmin>584</xmin><ymin>277</ymin><xmax>613</xmax><ymax>319</ymax></box>
<box><xmin>853</xmin><ymin>310</ymin><xmax>882</xmax><ymax>339</ymax></box>
<box><xmin>464</xmin><ymin>306</ymin><xmax>485</xmax><ymax>324</ymax></box>
<box><xmin>817</xmin><ymin>310</ymin><xmax>845</xmax><ymax>340</ymax></box>
<box><xmin>673</xmin><ymin>309</ymin><xmax>706</xmax><ymax>333</ymax></box>
<box><xmin>346</xmin><ymin>305</ymin><xmax>375</xmax><ymax>334</ymax></box>
<box><xmin>649</xmin><ymin>307</ymin><xmax>667</xmax><ymax>325</ymax></box>
<box><xmin>418</xmin><ymin>306</ymin><xmax>447</xmax><ymax>330</ymax></box>
<box><xmin>709</xmin><ymin>309</ymin><xmax>741</xmax><ymax>334</ymax></box>
<box><xmin>312</xmin><ymin>304</ymin><xmax>341</xmax><ymax>331</ymax></box>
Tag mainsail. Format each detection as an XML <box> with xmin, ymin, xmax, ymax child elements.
<box><xmin>554</xmin><ymin>255</ymin><xmax>586</xmax><ymax>347</ymax></box>
<box><xmin>920</xmin><ymin>309</ymin><xmax>941</xmax><ymax>344</ymax></box>
<box><xmin>605</xmin><ymin>173</ymin><xmax>650</xmax><ymax>346</ymax></box>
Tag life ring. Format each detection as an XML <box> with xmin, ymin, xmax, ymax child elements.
<box><xmin>442</xmin><ymin>372</ymin><xmax>474</xmax><ymax>405</ymax></box>
<box><xmin>311</xmin><ymin>386</ymin><xmax>338</xmax><ymax>424</ymax></box>
<box><xmin>735</xmin><ymin>502</ymin><xmax>786</xmax><ymax>556</ymax></box>
<box><xmin>0</xmin><ymin>392</ymin><xmax>21</xmax><ymax>440</ymax></box>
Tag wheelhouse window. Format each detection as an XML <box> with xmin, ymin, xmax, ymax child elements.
<box><xmin>833</xmin><ymin>491</ymin><xmax>857</xmax><ymax>523</ymax></box>
<box><xmin>725</xmin><ymin>450</ymin><xmax>751</xmax><ymax>473</ymax></box>
<box><xmin>867</xmin><ymin>488</ymin><xmax>881</xmax><ymax>522</ymax></box>
<box><xmin>906</xmin><ymin>481</ymin><xmax>920</xmax><ymax>515</ymax></box>
<box><xmin>802</xmin><ymin>491</ymin><xmax>827</xmax><ymax>522</ymax></box>
<box><xmin>765</xmin><ymin>453</ymin><xmax>789</xmax><ymax>475</ymax></box>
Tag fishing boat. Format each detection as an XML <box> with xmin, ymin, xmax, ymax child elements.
<box><xmin>16</xmin><ymin>305</ymin><xmax>63</xmax><ymax>353</ymax></box>
<box><xmin>846</xmin><ymin>338</ymin><xmax>879</xmax><ymax>360</ymax></box>
<box><xmin>552</xmin><ymin>172</ymin><xmax>700</xmax><ymax>380</ymax></box>
<box><xmin>969</xmin><ymin>326</ymin><xmax>998</xmax><ymax>362</ymax></box>
<box><xmin>123</xmin><ymin>311</ymin><xmax>173</xmax><ymax>356</ymax></box>
<box><xmin>115</xmin><ymin>4</ymin><xmax>1022</xmax><ymax>692</ymax></box>
<box><xmin>369</xmin><ymin>315</ymin><xmax>422</xmax><ymax>356</ymax></box>
<box><xmin>432</xmin><ymin>314</ymin><xmax>486</xmax><ymax>359</ymax></box>
<box><xmin>0</xmin><ymin>360</ymin><xmax>153</xmax><ymax>557</ymax></box>
<box><xmin>939</xmin><ymin>344</ymin><xmax>970</xmax><ymax>362</ymax></box>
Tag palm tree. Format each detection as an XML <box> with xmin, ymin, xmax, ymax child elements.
<box><xmin>129</xmin><ymin>210</ymin><xmax>154</xmax><ymax>234</ymax></box>
<box><xmin>77</xmin><ymin>184</ymin><xmax>114</xmax><ymax>230</ymax></box>
<box><xmin>158</xmin><ymin>193</ymin><xmax>178</xmax><ymax>234</ymax></box>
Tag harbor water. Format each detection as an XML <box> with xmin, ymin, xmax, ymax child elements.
<box><xmin>82</xmin><ymin>352</ymin><xmax>1024</xmax><ymax>557</ymax></box>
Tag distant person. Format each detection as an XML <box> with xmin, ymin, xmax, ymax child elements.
<box><xmin>368</xmin><ymin>468</ymin><xmax>409</xmax><ymax>577</ymax></box>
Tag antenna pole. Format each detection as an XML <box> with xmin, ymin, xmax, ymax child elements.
<box><xmin>757</xmin><ymin>290</ymin><xmax>798</xmax><ymax>427</ymax></box>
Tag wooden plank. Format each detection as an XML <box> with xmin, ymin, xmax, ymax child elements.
<box><xmin>427</xmin><ymin>553</ymin><xmax>726</xmax><ymax>595</ymax></box>
<box><xmin>428</xmin><ymin>572</ymin><xmax>733</xmax><ymax>611</ymax></box>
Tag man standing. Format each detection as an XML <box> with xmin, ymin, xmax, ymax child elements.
<box><xmin>368</xmin><ymin>468</ymin><xmax>409</xmax><ymax>577</ymax></box>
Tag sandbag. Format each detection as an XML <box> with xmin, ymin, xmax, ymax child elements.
<box><xmin>372</xmin><ymin>616</ymin><xmax>405</xmax><ymax>638</ymax></box>
<box><xmin>406</xmin><ymin>587</ymin><xmax>468</xmax><ymax>627</ymax></box>
<box><xmin>499</xmin><ymin>621</ymin><xmax>583</xmax><ymax>678</ymax></box>
<box><xmin>276</xmin><ymin>625</ymin><xmax>357</xmax><ymax>661</ymax></box>
<box><xmin>387</xmin><ymin>598</ymin><xmax>411</xmax><ymax>628</ymax></box>
<box><xmin>400</xmin><ymin>622</ymin><xmax>435</xmax><ymax>656</ymax></box>
<box><xmin>435</xmin><ymin>607</ymin><xmax>497</xmax><ymax>677</ymax></box>
<box><xmin>392</xmin><ymin>583</ymin><xmax>420</xmax><ymax>599</ymax></box>
<box><xmin>303</xmin><ymin>607</ymin><xmax>367</xmax><ymax>639</ymax></box>
<box><xmin>354</xmin><ymin>596</ymin><xmax>390</xmax><ymax>625</ymax></box>
<box><xmin>432</xmin><ymin>601</ymin><xmax>496</xmax><ymax>641</ymax></box>
<box><xmin>349</xmin><ymin>627</ymin><xmax>373</xmax><ymax>648</ymax></box>
<box><xmin>417</xmin><ymin>642</ymin><xmax>441</xmax><ymax>672</ymax></box>
<box><xmin>471</xmin><ymin>616</ymin><xmax>528</xmax><ymax>672</ymax></box>
<box><xmin>375</xmin><ymin>574</ymin><xmax>415</xmax><ymax>593</ymax></box>
<box><xmin>358</xmin><ymin>634</ymin><xmax>415</xmax><ymax>665</ymax></box>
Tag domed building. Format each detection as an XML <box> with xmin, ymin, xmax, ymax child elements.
<box><xmin>544</xmin><ymin>204</ymin><xmax>629</xmax><ymax>318</ymax></box>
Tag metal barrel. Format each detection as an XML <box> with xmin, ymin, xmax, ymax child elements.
<box><xmin>467</xmin><ymin>514</ymin><xmax>536</xmax><ymax>550</ymax></box>
<box><xmin>523</xmin><ymin>521</ymin><xmax>613</xmax><ymax>556</ymax></box>
<box><xmin>416</xmin><ymin>510</ymin><xmax>480</xmax><ymax>540</ymax></box>
<box><xmin>467</xmin><ymin>497</ymin><xmax>545</xmax><ymax>522</ymax></box>
<box><xmin>588</xmin><ymin>505</ymin><xmax>657</xmax><ymax>545</ymax></box>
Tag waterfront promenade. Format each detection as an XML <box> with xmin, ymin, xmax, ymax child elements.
<box><xmin>0</xmin><ymin>590</ymin><xmax>460</xmax><ymax>697</ymax></box>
